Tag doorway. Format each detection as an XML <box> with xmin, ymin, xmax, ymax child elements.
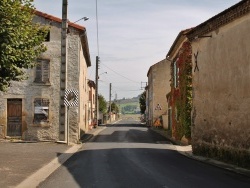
<box><xmin>7</xmin><ymin>99</ymin><xmax>22</xmax><ymax>136</ymax></box>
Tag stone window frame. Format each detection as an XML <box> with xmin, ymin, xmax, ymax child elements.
<box><xmin>34</xmin><ymin>59</ymin><xmax>50</xmax><ymax>84</ymax></box>
<box><xmin>33</xmin><ymin>98</ymin><xmax>50</xmax><ymax>124</ymax></box>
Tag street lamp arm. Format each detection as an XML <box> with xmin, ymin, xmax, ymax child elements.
<box><xmin>73</xmin><ymin>17</ymin><xmax>89</xmax><ymax>23</ymax></box>
<box><xmin>98</xmin><ymin>72</ymin><xmax>107</xmax><ymax>79</ymax></box>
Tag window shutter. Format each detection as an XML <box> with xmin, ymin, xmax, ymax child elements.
<box><xmin>35</xmin><ymin>61</ymin><xmax>42</xmax><ymax>82</ymax></box>
<box><xmin>34</xmin><ymin>59</ymin><xmax>50</xmax><ymax>83</ymax></box>
<box><xmin>42</xmin><ymin>61</ymin><xmax>49</xmax><ymax>83</ymax></box>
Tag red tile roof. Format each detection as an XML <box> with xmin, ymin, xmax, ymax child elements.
<box><xmin>34</xmin><ymin>10</ymin><xmax>85</xmax><ymax>31</ymax></box>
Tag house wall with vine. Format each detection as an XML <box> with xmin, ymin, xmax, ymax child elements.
<box><xmin>168</xmin><ymin>41</ymin><xmax>192</xmax><ymax>143</ymax></box>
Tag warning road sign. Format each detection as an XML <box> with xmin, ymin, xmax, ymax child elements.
<box><xmin>64</xmin><ymin>89</ymin><xmax>78</xmax><ymax>107</ymax></box>
<box><xmin>155</xmin><ymin>103</ymin><xmax>162</xmax><ymax>110</ymax></box>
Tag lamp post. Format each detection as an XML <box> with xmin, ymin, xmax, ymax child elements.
<box><xmin>98</xmin><ymin>72</ymin><xmax>107</xmax><ymax>79</ymax></box>
<box><xmin>60</xmin><ymin>0</ymin><xmax>89</xmax><ymax>144</ymax></box>
<box><xmin>73</xmin><ymin>17</ymin><xmax>89</xmax><ymax>23</ymax></box>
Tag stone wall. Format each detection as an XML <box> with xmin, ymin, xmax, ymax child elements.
<box><xmin>147</xmin><ymin>60</ymin><xmax>171</xmax><ymax>127</ymax></box>
<box><xmin>191</xmin><ymin>14</ymin><xmax>250</xmax><ymax>168</ymax></box>
<box><xmin>0</xmin><ymin>15</ymin><xmax>89</xmax><ymax>143</ymax></box>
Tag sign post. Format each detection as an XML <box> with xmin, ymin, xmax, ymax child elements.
<box><xmin>64</xmin><ymin>89</ymin><xmax>78</xmax><ymax>145</ymax></box>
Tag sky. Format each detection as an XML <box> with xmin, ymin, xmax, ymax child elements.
<box><xmin>32</xmin><ymin>0</ymin><xmax>240</xmax><ymax>101</ymax></box>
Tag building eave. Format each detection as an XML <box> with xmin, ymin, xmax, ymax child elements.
<box><xmin>166</xmin><ymin>28</ymin><xmax>192</xmax><ymax>58</ymax></box>
<box><xmin>187</xmin><ymin>0</ymin><xmax>250</xmax><ymax>41</ymax></box>
<box><xmin>34</xmin><ymin>10</ymin><xmax>85</xmax><ymax>31</ymax></box>
<box><xmin>80</xmin><ymin>31</ymin><xmax>91</xmax><ymax>67</ymax></box>
<box><xmin>34</xmin><ymin>10</ymin><xmax>91</xmax><ymax>67</ymax></box>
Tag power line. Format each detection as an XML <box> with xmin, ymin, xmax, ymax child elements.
<box><xmin>101</xmin><ymin>63</ymin><xmax>140</xmax><ymax>84</ymax></box>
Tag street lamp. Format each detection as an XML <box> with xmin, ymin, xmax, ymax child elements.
<box><xmin>98</xmin><ymin>72</ymin><xmax>107</xmax><ymax>79</ymax></box>
<box><xmin>60</xmin><ymin>1</ymin><xmax>90</xmax><ymax>144</ymax></box>
<box><xmin>73</xmin><ymin>17</ymin><xmax>89</xmax><ymax>23</ymax></box>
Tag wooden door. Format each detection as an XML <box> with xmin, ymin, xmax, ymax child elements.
<box><xmin>7</xmin><ymin>99</ymin><xmax>22</xmax><ymax>136</ymax></box>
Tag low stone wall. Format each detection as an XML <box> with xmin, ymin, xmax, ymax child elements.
<box><xmin>193</xmin><ymin>141</ymin><xmax>250</xmax><ymax>169</ymax></box>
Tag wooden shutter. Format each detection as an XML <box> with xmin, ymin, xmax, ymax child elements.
<box><xmin>34</xmin><ymin>59</ymin><xmax>50</xmax><ymax>83</ymax></box>
<box><xmin>42</xmin><ymin>61</ymin><xmax>49</xmax><ymax>83</ymax></box>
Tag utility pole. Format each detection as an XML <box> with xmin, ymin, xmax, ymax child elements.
<box><xmin>95</xmin><ymin>56</ymin><xmax>99</xmax><ymax>127</ymax></box>
<box><xmin>59</xmin><ymin>0</ymin><xmax>68</xmax><ymax>141</ymax></box>
<box><xmin>109</xmin><ymin>83</ymin><xmax>112</xmax><ymax>123</ymax></box>
<box><xmin>141</xmin><ymin>81</ymin><xmax>148</xmax><ymax>90</ymax></box>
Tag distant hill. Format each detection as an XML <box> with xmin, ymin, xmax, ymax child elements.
<box><xmin>115</xmin><ymin>95</ymin><xmax>140</xmax><ymax>104</ymax></box>
<box><xmin>114</xmin><ymin>95</ymin><xmax>140</xmax><ymax>114</ymax></box>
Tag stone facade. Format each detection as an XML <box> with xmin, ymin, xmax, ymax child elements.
<box><xmin>187</xmin><ymin>0</ymin><xmax>250</xmax><ymax>168</ymax></box>
<box><xmin>0</xmin><ymin>11</ymin><xmax>91</xmax><ymax>143</ymax></box>
<box><xmin>147</xmin><ymin>59</ymin><xmax>171</xmax><ymax>127</ymax></box>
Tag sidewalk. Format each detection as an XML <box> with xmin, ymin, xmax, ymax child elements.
<box><xmin>0</xmin><ymin>126</ymin><xmax>106</xmax><ymax>188</ymax></box>
<box><xmin>150</xmin><ymin>126</ymin><xmax>250</xmax><ymax>178</ymax></box>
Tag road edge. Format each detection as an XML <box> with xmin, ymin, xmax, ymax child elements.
<box><xmin>15</xmin><ymin>143</ymin><xmax>82</xmax><ymax>188</ymax></box>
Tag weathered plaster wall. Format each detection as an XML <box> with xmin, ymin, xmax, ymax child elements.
<box><xmin>147</xmin><ymin>60</ymin><xmax>171</xmax><ymax>127</ymax></box>
<box><xmin>191</xmin><ymin>14</ymin><xmax>250</xmax><ymax>167</ymax></box>
<box><xmin>78</xmin><ymin>37</ymin><xmax>89</xmax><ymax>139</ymax></box>
<box><xmin>147</xmin><ymin>71</ymin><xmax>153</xmax><ymax>126</ymax></box>
<box><xmin>88</xmin><ymin>86</ymin><xmax>95</xmax><ymax>127</ymax></box>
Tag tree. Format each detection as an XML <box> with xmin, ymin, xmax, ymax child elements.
<box><xmin>139</xmin><ymin>91</ymin><xmax>146</xmax><ymax>114</ymax></box>
<box><xmin>0</xmin><ymin>0</ymin><xmax>48</xmax><ymax>91</ymax></box>
<box><xmin>108</xmin><ymin>102</ymin><xmax>119</xmax><ymax>113</ymax></box>
<box><xmin>98</xmin><ymin>94</ymin><xmax>107</xmax><ymax>113</ymax></box>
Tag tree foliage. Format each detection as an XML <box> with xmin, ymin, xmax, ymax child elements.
<box><xmin>98</xmin><ymin>94</ymin><xmax>107</xmax><ymax>113</ymax></box>
<box><xmin>121</xmin><ymin>104</ymin><xmax>137</xmax><ymax>114</ymax></box>
<box><xmin>0</xmin><ymin>0</ymin><xmax>48</xmax><ymax>91</ymax></box>
<box><xmin>108</xmin><ymin>102</ymin><xmax>119</xmax><ymax>113</ymax></box>
<box><xmin>139</xmin><ymin>91</ymin><xmax>146</xmax><ymax>114</ymax></box>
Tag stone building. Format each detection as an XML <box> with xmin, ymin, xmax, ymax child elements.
<box><xmin>166</xmin><ymin>28</ymin><xmax>192</xmax><ymax>144</ymax></box>
<box><xmin>187</xmin><ymin>0</ymin><xmax>250</xmax><ymax>168</ymax></box>
<box><xmin>0</xmin><ymin>10</ymin><xmax>91</xmax><ymax>143</ymax></box>
<box><xmin>146</xmin><ymin>59</ymin><xmax>171</xmax><ymax>128</ymax></box>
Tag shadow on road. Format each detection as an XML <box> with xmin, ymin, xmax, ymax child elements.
<box><xmin>38</xmin><ymin>147</ymin><xmax>250</xmax><ymax>188</ymax></box>
<box><xmin>90</xmin><ymin>124</ymin><xmax>173</xmax><ymax>144</ymax></box>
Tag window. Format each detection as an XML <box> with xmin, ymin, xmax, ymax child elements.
<box><xmin>45</xmin><ymin>31</ymin><xmax>50</xmax><ymax>42</ymax></box>
<box><xmin>174</xmin><ymin>61</ymin><xmax>179</xmax><ymax>88</ymax></box>
<box><xmin>93</xmin><ymin>94</ymin><xmax>95</xmax><ymax>104</ymax></box>
<box><xmin>34</xmin><ymin>59</ymin><xmax>50</xmax><ymax>83</ymax></box>
<box><xmin>34</xmin><ymin>98</ymin><xmax>49</xmax><ymax>123</ymax></box>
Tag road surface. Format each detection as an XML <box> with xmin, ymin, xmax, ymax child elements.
<box><xmin>38</xmin><ymin>118</ymin><xmax>250</xmax><ymax>188</ymax></box>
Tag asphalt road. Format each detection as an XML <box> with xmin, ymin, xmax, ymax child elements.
<box><xmin>38</xmin><ymin>118</ymin><xmax>250</xmax><ymax>188</ymax></box>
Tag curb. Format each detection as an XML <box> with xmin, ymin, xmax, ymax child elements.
<box><xmin>15</xmin><ymin>127</ymin><xmax>107</xmax><ymax>188</ymax></box>
<box><xmin>16</xmin><ymin>143</ymin><xmax>82</xmax><ymax>188</ymax></box>
<box><xmin>150</xmin><ymin>127</ymin><xmax>250</xmax><ymax>178</ymax></box>
<box><xmin>176</xmin><ymin>148</ymin><xmax>250</xmax><ymax>178</ymax></box>
<box><xmin>16</xmin><ymin>127</ymin><xmax>107</xmax><ymax>188</ymax></box>
<box><xmin>81</xmin><ymin>126</ymin><xmax>107</xmax><ymax>142</ymax></box>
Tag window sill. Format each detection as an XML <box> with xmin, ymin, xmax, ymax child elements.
<box><xmin>33</xmin><ymin>121</ymin><xmax>50</xmax><ymax>127</ymax></box>
<box><xmin>32</xmin><ymin>82</ymin><xmax>51</xmax><ymax>86</ymax></box>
